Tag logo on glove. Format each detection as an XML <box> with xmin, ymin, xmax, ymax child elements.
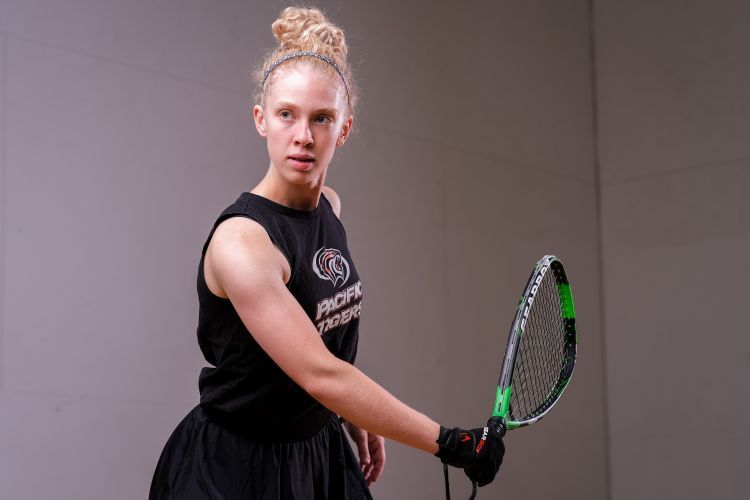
<box><xmin>475</xmin><ymin>426</ymin><xmax>489</xmax><ymax>454</ymax></box>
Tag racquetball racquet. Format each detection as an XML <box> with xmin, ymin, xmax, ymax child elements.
<box><xmin>448</xmin><ymin>255</ymin><xmax>577</xmax><ymax>500</ymax></box>
<box><xmin>491</xmin><ymin>254</ymin><xmax>577</xmax><ymax>432</ymax></box>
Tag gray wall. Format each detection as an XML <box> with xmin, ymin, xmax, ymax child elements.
<box><xmin>596</xmin><ymin>1</ymin><xmax>750</xmax><ymax>499</ymax></box>
<box><xmin>336</xmin><ymin>2</ymin><xmax>606</xmax><ymax>499</ymax></box>
<box><xmin>0</xmin><ymin>2</ymin><xmax>277</xmax><ymax>498</ymax></box>
<box><xmin>0</xmin><ymin>1</ymin><xmax>610</xmax><ymax>499</ymax></box>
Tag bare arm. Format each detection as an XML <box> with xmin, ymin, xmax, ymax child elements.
<box><xmin>205</xmin><ymin>216</ymin><xmax>440</xmax><ymax>454</ymax></box>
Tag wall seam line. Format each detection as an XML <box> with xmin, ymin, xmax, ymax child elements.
<box><xmin>439</xmin><ymin>140</ymin><xmax>449</xmax><ymax>417</ymax></box>
<box><xmin>588</xmin><ymin>1</ymin><xmax>612</xmax><ymax>498</ymax></box>
<box><xmin>1</xmin><ymin>33</ymin><xmax>7</xmax><ymax>391</ymax></box>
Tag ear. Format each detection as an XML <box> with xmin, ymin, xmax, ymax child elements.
<box><xmin>336</xmin><ymin>116</ymin><xmax>353</xmax><ymax>147</ymax></box>
<box><xmin>253</xmin><ymin>104</ymin><xmax>267</xmax><ymax>137</ymax></box>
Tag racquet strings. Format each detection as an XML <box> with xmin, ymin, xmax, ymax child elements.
<box><xmin>509</xmin><ymin>270</ymin><xmax>566</xmax><ymax>422</ymax></box>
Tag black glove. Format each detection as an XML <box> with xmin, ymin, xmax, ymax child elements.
<box><xmin>435</xmin><ymin>416</ymin><xmax>505</xmax><ymax>487</ymax></box>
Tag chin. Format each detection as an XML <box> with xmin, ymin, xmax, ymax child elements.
<box><xmin>284</xmin><ymin>170</ymin><xmax>323</xmax><ymax>187</ymax></box>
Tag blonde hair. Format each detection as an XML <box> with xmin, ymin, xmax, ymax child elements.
<box><xmin>253</xmin><ymin>6</ymin><xmax>358</xmax><ymax>116</ymax></box>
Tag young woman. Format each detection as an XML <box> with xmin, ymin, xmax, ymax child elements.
<box><xmin>149</xmin><ymin>7</ymin><xmax>504</xmax><ymax>499</ymax></box>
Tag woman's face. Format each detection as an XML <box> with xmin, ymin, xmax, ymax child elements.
<box><xmin>254</xmin><ymin>63</ymin><xmax>352</xmax><ymax>188</ymax></box>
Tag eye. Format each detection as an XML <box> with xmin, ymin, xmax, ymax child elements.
<box><xmin>279</xmin><ymin>110</ymin><xmax>293</xmax><ymax>120</ymax></box>
<box><xmin>314</xmin><ymin>115</ymin><xmax>333</xmax><ymax>124</ymax></box>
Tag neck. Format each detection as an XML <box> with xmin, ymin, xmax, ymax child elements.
<box><xmin>251</xmin><ymin>166</ymin><xmax>324</xmax><ymax>211</ymax></box>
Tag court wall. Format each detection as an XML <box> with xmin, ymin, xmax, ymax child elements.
<box><xmin>595</xmin><ymin>1</ymin><xmax>750</xmax><ymax>499</ymax></box>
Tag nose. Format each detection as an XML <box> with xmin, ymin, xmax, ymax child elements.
<box><xmin>293</xmin><ymin>121</ymin><xmax>314</xmax><ymax>147</ymax></box>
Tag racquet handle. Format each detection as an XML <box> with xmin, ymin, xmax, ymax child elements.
<box><xmin>487</xmin><ymin>416</ymin><xmax>506</xmax><ymax>437</ymax></box>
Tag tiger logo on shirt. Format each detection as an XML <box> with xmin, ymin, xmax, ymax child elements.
<box><xmin>312</xmin><ymin>247</ymin><xmax>350</xmax><ymax>288</ymax></box>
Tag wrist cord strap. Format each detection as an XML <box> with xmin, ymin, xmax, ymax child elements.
<box><xmin>443</xmin><ymin>462</ymin><xmax>451</xmax><ymax>500</ymax></box>
<box><xmin>442</xmin><ymin>462</ymin><xmax>478</xmax><ymax>500</ymax></box>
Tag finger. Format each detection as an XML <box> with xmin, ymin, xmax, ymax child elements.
<box><xmin>363</xmin><ymin>461</ymin><xmax>373</xmax><ymax>480</ymax></box>
<box><xmin>370</xmin><ymin>441</ymin><xmax>385</xmax><ymax>482</ymax></box>
<box><xmin>355</xmin><ymin>437</ymin><xmax>370</xmax><ymax>469</ymax></box>
<box><xmin>370</xmin><ymin>457</ymin><xmax>384</xmax><ymax>483</ymax></box>
<box><xmin>363</xmin><ymin>463</ymin><xmax>375</xmax><ymax>487</ymax></box>
<box><xmin>359</xmin><ymin>452</ymin><xmax>371</xmax><ymax>472</ymax></box>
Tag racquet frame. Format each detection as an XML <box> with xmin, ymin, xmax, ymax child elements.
<box><xmin>492</xmin><ymin>255</ymin><xmax>577</xmax><ymax>430</ymax></box>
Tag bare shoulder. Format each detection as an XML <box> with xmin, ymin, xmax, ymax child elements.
<box><xmin>321</xmin><ymin>185</ymin><xmax>342</xmax><ymax>218</ymax></box>
<box><xmin>204</xmin><ymin>217</ymin><xmax>289</xmax><ymax>297</ymax></box>
<box><xmin>209</xmin><ymin>217</ymin><xmax>273</xmax><ymax>258</ymax></box>
<box><xmin>212</xmin><ymin>215</ymin><xmax>261</xmax><ymax>238</ymax></box>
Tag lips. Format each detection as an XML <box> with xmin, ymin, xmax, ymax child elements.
<box><xmin>288</xmin><ymin>154</ymin><xmax>314</xmax><ymax>162</ymax></box>
<box><xmin>288</xmin><ymin>154</ymin><xmax>315</xmax><ymax>170</ymax></box>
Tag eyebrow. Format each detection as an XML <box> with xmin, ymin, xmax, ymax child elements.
<box><xmin>274</xmin><ymin>101</ymin><xmax>338</xmax><ymax>116</ymax></box>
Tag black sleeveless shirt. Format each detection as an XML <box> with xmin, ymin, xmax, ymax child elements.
<box><xmin>196</xmin><ymin>192</ymin><xmax>363</xmax><ymax>435</ymax></box>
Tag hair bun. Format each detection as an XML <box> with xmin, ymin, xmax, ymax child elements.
<box><xmin>255</xmin><ymin>6</ymin><xmax>358</xmax><ymax>116</ymax></box>
<box><xmin>271</xmin><ymin>6</ymin><xmax>347</xmax><ymax>59</ymax></box>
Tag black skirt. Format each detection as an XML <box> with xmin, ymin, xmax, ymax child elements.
<box><xmin>149</xmin><ymin>406</ymin><xmax>373</xmax><ymax>500</ymax></box>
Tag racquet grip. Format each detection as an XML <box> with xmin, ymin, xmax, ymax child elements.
<box><xmin>487</xmin><ymin>416</ymin><xmax>506</xmax><ymax>437</ymax></box>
